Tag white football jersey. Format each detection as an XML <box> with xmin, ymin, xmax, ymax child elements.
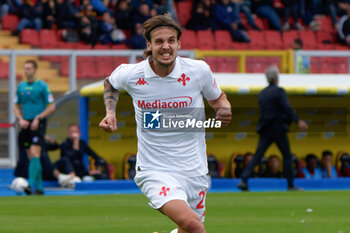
<box><xmin>109</xmin><ymin>56</ymin><xmax>221</xmax><ymax>177</ymax></box>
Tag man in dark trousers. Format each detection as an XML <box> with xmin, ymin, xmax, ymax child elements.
<box><xmin>238</xmin><ymin>66</ymin><xmax>308</xmax><ymax>191</ymax></box>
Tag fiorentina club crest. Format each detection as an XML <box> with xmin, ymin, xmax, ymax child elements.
<box><xmin>178</xmin><ymin>73</ymin><xmax>190</xmax><ymax>86</ymax></box>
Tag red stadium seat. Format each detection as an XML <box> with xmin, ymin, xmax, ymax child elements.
<box><xmin>248</xmin><ymin>31</ymin><xmax>266</xmax><ymax>49</ymax></box>
<box><xmin>282</xmin><ymin>30</ymin><xmax>299</xmax><ymax>49</ymax></box>
<box><xmin>77</xmin><ymin>60</ymin><xmax>97</xmax><ymax>79</ymax></box>
<box><xmin>316</xmin><ymin>16</ymin><xmax>335</xmax><ymax>32</ymax></box>
<box><xmin>232</xmin><ymin>42</ymin><xmax>250</xmax><ymax>50</ymax></box>
<box><xmin>197</xmin><ymin>30</ymin><xmax>215</xmax><ymax>49</ymax></box>
<box><xmin>299</xmin><ymin>30</ymin><xmax>317</xmax><ymax>50</ymax></box>
<box><xmin>40</xmin><ymin>29</ymin><xmax>59</xmax><ymax>47</ymax></box>
<box><xmin>94</xmin><ymin>44</ymin><xmax>110</xmax><ymax>49</ymax></box>
<box><xmin>204</xmin><ymin>57</ymin><xmax>218</xmax><ymax>72</ymax></box>
<box><xmin>214</xmin><ymin>30</ymin><xmax>232</xmax><ymax>50</ymax></box>
<box><xmin>254</xmin><ymin>17</ymin><xmax>266</xmax><ymax>30</ymax></box>
<box><xmin>21</xmin><ymin>29</ymin><xmax>40</xmax><ymax>47</ymax></box>
<box><xmin>76</xmin><ymin>43</ymin><xmax>92</xmax><ymax>50</ymax></box>
<box><xmin>0</xmin><ymin>61</ymin><xmax>8</xmax><ymax>79</ymax></box>
<box><xmin>96</xmin><ymin>59</ymin><xmax>114</xmax><ymax>78</ymax></box>
<box><xmin>60</xmin><ymin>60</ymin><xmax>69</xmax><ymax>76</ymax></box>
<box><xmin>265</xmin><ymin>30</ymin><xmax>283</xmax><ymax>50</ymax></box>
<box><xmin>316</xmin><ymin>31</ymin><xmax>336</xmax><ymax>44</ymax></box>
<box><xmin>111</xmin><ymin>43</ymin><xmax>129</xmax><ymax>50</ymax></box>
<box><xmin>176</xmin><ymin>1</ymin><xmax>192</xmax><ymax>27</ymax></box>
<box><xmin>2</xmin><ymin>14</ymin><xmax>19</xmax><ymax>31</ymax></box>
<box><xmin>217</xmin><ymin>57</ymin><xmax>239</xmax><ymax>73</ymax></box>
<box><xmin>181</xmin><ymin>30</ymin><xmax>198</xmax><ymax>49</ymax></box>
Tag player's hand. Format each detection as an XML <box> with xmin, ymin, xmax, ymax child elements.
<box><xmin>30</xmin><ymin>118</ymin><xmax>39</xmax><ymax>131</ymax></box>
<box><xmin>216</xmin><ymin>108</ymin><xmax>232</xmax><ymax>127</ymax></box>
<box><xmin>19</xmin><ymin>118</ymin><xmax>30</xmax><ymax>129</ymax></box>
<box><xmin>99</xmin><ymin>114</ymin><xmax>117</xmax><ymax>132</ymax></box>
<box><xmin>298</xmin><ymin>119</ymin><xmax>308</xmax><ymax>132</ymax></box>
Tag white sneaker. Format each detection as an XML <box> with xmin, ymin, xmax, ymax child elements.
<box><xmin>67</xmin><ymin>176</ymin><xmax>81</xmax><ymax>188</ymax></box>
<box><xmin>170</xmin><ymin>229</ymin><xmax>178</xmax><ymax>233</ymax></box>
<box><xmin>58</xmin><ymin>173</ymin><xmax>73</xmax><ymax>187</ymax></box>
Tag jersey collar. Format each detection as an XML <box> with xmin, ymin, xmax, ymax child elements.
<box><xmin>144</xmin><ymin>56</ymin><xmax>181</xmax><ymax>79</ymax></box>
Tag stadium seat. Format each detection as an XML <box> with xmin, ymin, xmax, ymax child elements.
<box><xmin>316</xmin><ymin>31</ymin><xmax>336</xmax><ymax>44</ymax></box>
<box><xmin>217</xmin><ymin>57</ymin><xmax>239</xmax><ymax>73</ymax></box>
<box><xmin>77</xmin><ymin>60</ymin><xmax>97</xmax><ymax>79</ymax></box>
<box><xmin>265</xmin><ymin>30</ymin><xmax>283</xmax><ymax>50</ymax></box>
<box><xmin>40</xmin><ymin>29</ymin><xmax>59</xmax><ymax>47</ymax></box>
<box><xmin>232</xmin><ymin>42</ymin><xmax>250</xmax><ymax>50</ymax></box>
<box><xmin>0</xmin><ymin>61</ymin><xmax>8</xmax><ymax>79</ymax></box>
<box><xmin>123</xmin><ymin>153</ymin><xmax>136</xmax><ymax>180</ymax></box>
<box><xmin>214</xmin><ymin>30</ymin><xmax>232</xmax><ymax>50</ymax></box>
<box><xmin>96</xmin><ymin>59</ymin><xmax>114</xmax><ymax>78</ymax></box>
<box><xmin>20</xmin><ymin>29</ymin><xmax>40</xmax><ymax>47</ymax></box>
<box><xmin>282</xmin><ymin>30</ymin><xmax>300</xmax><ymax>49</ymax></box>
<box><xmin>94</xmin><ymin>44</ymin><xmax>110</xmax><ymax>49</ymax></box>
<box><xmin>111</xmin><ymin>43</ymin><xmax>129</xmax><ymax>49</ymax></box>
<box><xmin>254</xmin><ymin>17</ymin><xmax>266</xmax><ymax>30</ymax></box>
<box><xmin>316</xmin><ymin>16</ymin><xmax>335</xmax><ymax>32</ymax></box>
<box><xmin>176</xmin><ymin>1</ymin><xmax>192</xmax><ymax>27</ymax></box>
<box><xmin>60</xmin><ymin>60</ymin><xmax>69</xmax><ymax>76</ymax></box>
<box><xmin>246</xmin><ymin>57</ymin><xmax>266</xmax><ymax>73</ymax></box>
<box><xmin>204</xmin><ymin>57</ymin><xmax>218</xmax><ymax>72</ymax></box>
<box><xmin>40</xmin><ymin>44</ymin><xmax>60</xmax><ymax>62</ymax></box>
<box><xmin>2</xmin><ymin>14</ymin><xmax>19</xmax><ymax>31</ymax></box>
<box><xmin>76</xmin><ymin>43</ymin><xmax>92</xmax><ymax>50</ymax></box>
<box><xmin>300</xmin><ymin>30</ymin><xmax>317</xmax><ymax>50</ymax></box>
<box><xmin>197</xmin><ymin>30</ymin><xmax>215</xmax><ymax>49</ymax></box>
<box><xmin>181</xmin><ymin>30</ymin><xmax>198</xmax><ymax>49</ymax></box>
<box><xmin>248</xmin><ymin>31</ymin><xmax>266</xmax><ymax>49</ymax></box>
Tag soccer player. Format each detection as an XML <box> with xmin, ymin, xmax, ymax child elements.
<box><xmin>99</xmin><ymin>14</ymin><xmax>232</xmax><ymax>233</ymax></box>
<box><xmin>13</xmin><ymin>60</ymin><xmax>56</xmax><ymax>195</ymax></box>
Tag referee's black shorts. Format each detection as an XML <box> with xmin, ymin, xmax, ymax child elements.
<box><xmin>19</xmin><ymin>119</ymin><xmax>47</xmax><ymax>148</ymax></box>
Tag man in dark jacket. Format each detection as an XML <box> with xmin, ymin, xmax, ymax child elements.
<box><xmin>60</xmin><ymin>124</ymin><xmax>103</xmax><ymax>178</ymax></box>
<box><xmin>238</xmin><ymin>66</ymin><xmax>308</xmax><ymax>191</ymax></box>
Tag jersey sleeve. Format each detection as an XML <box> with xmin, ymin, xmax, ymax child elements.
<box><xmin>15</xmin><ymin>84</ymin><xmax>22</xmax><ymax>104</ymax></box>
<box><xmin>200</xmin><ymin>61</ymin><xmax>221</xmax><ymax>101</ymax></box>
<box><xmin>42</xmin><ymin>81</ymin><xmax>54</xmax><ymax>104</ymax></box>
<box><xmin>108</xmin><ymin>64</ymin><xmax>130</xmax><ymax>91</ymax></box>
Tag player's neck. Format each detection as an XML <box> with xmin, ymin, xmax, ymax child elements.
<box><xmin>150</xmin><ymin>59</ymin><xmax>175</xmax><ymax>78</ymax></box>
<box><xmin>26</xmin><ymin>76</ymin><xmax>36</xmax><ymax>83</ymax></box>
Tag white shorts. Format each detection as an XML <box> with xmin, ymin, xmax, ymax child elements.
<box><xmin>134</xmin><ymin>171</ymin><xmax>210</xmax><ymax>222</ymax></box>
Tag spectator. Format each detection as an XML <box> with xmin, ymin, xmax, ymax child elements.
<box><xmin>79</xmin><ymin>4</ymin><xmax>99</xmax><ymax>45</ymax></box>
<box><xmin>320</xmin><ymin>150</ymin><xmax>339</xmax><ymax>178</ymax></box>
<box><xmin>325</xmin><ymin>0</ymin><xmax>339</xmax><ymax>28</ymax></box>
<box><xmin>132</xmin><ymin>3</ymin><xmax>153</xmax><ymax>25</ymax></box>
<box><xmin>299</xmin><ymin>154</ymin><xmax>322</xmax><ymax>179</ymax></box>
<box><xmin>60</xmin><ymin>124</ymin><xmax>104</xmax><ymax>178</ymax></box>
<box><xmin>128</xmin><ymin>22</ymin><xmax>146</xmax><ymax>49</ymax></box>
<box><xmin>236</xmin><ymin>0</ymin><xmax>261</xmax><ymax>30</ymax></box>
<box><xmin>261</xmin><ymin>155</ymin><xmax>284</xmax><ymax>178</ymax></box>
<box><xmin>114</xmin><ymin>0</ymin><xmax>132</xmax><ymax>30</ymax></box>
<box><xmin>213</xmin><ymin>0</ymin><xmax>250</xmax><ymax>42</ymax></box>
<box><xmin>98</xmin><ymin>11</ymin><xmax>126</xmax><ymax>44</ymax></box>
<box><xmin>90</xmin><ymin>0</ymin><xmax>113</xmax><ymax>15</ymax></box>
<box><xmin>0</xmin><ymin>0</ymin><xmax>9</xmax><ymax>21</ymax></box>
<box><xmin>281</xmin><ymin>0</ymin><xmax>304</xmax><ymax>30</ymax></box>
<box><xmin>56</xmin><ymin>0</ymin><xmax>81</xmax><ymax>29</ymax></box>
<box><xmin>337</xmin><ymin>10</ymin><xmax>350</xmax><ymax>46</ymax></box>
<box><xmin>153</xmin><ymin>0</ymin><xmax>167</xmax><ymax>14</ymax></box>
<box><xmin>299</xmin><ymin>0</ymin><xmax>321</xmax><ymax>30</ymax></box>
<box><xmin>42</xmin><ymin>0</ymin><xmax>56</xmax><ymax>29</ymax></box>
<box><xmin>187</xmin><ymin>1</ymin><xmax>214</xmax><ymax>30</ymax></box>
<box><xmin>251</xmin><ymin>0</ymin><xmax>282</xmax><ymax>31</ymax></box>
<box><xmin>234</xmin><ymin>152</ymin><xmax>254</xmax><ymax>178</ymax></box>
<box><xmin>14</xmin><ymin>0</ymin><xmax>43</xmax><ymax>34</ymax></box>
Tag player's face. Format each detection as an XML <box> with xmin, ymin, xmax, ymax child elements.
<box><xmin>147</xmin><ymin>27</ymin><xmax>181</xmax><ymax>68</ymax></box>
<box><xmin>23</xmin><ymin>63</ymin><xmax>36</xmax><ymax>81</ymax></box>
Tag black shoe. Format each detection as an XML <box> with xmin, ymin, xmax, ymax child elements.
<box><xmin>288</xmin><ymin>186</ymin><xmax>303</xmax><ymax>191</ymax></box>
<box><xmin>24</xmin><ymin>186</ymin><xmax>32</xmax><ymax>195</ymax></box>
<box><xmin>34</xmin><ymin>190</ymin><xmax>45</xmax><ymax>195</ymax></box>
<box><xmin>237</xmin><ymin>181</ymin><xmax>249</xmax><ymax>191</ymax></box>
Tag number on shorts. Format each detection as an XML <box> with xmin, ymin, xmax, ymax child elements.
<box><xmin>196</xmin><ymin>191</ymin><xmax>206</xmax><ymax>209</ymax></box>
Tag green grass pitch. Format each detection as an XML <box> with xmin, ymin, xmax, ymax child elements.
<box><xmin>0</xmin><ymin>191</ymin><xmax>349</xmax><ymax>233</ymax></box>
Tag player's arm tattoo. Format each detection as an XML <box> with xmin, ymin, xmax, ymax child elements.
<box><xmin>103</xmin><ymin>77</ymin><xmax>119</xmax><ymax>113</ymax></box>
